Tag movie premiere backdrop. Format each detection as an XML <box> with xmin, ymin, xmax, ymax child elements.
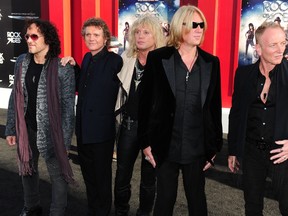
<box><xmin>0</xmin><ymin>0</ymin><xmax>40</xmax><ymax>89</ymax></box>
<box><xmin>239</xmin><ymin>0</ymin><xmax>288</xmax><ymax>66</ymax></box>
<box><xmin>118</xmin><ymin>0</ymin><xmax>180</xmax><ymax>54</ymax></box>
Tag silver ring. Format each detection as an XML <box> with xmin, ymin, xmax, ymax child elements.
<box><xmin>145</xmin><ymin>156</ymin><xmax>150</xmax><ymax>161</ymax></box>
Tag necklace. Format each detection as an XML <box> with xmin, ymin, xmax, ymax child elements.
<box><xmin>259</xmin><ymin>65</ymin><xmax>271</xmax><ymax>104</ymax></box>
<box><xmin>185</xmin><ymin>50</ymin><xmax>198</xmax><ymax>82</ymax></box>
<box><xmin>134</xmin><ymin>59</ymin><xmax>144</xmax><ymax>90</ymax></box>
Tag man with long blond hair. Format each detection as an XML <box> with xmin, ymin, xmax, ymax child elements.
<box><xmin>138</xmin><ymin>5</ymin><xmax>222</xmax><ymax>216</ymax></box>
<box><xmin>114</xmin><ymin>15</ymin><xmax>165</xmax><ymax>216</ymax></box>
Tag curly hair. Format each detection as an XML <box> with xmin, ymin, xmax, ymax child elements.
<box><xmin>24</xmin><ymin>19</ymin><xmax>61</xmax><ymax>59</ymax></box>
<box><xmin>81</xmin><ymin>17</ymin><xmax>111</xmax><ymax>47</ymax></box>
<box><xmin>126</xmin><ymin>15</ymin><xmax>166</xmax><ymax>58</ymax></box>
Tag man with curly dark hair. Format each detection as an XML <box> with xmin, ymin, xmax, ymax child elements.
<box><xmin>5</xmin><ymin>19</ymin><xmax>75</xmax><ymax>216</ymax></box>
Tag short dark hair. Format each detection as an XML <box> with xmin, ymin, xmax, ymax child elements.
<box><xmin>248</xmin><ymin>23</ymin><xmax>254</xmax><ymax>29</ymax></box>
<box><xmin>24</xmin><ymin>19</ymin><xmax>61</xmax><ymax>59</ymax></box>
<box><xmin>81</xmin><ymin>17</ymin><xmax>111</xmax><ymax>47</ymax></box>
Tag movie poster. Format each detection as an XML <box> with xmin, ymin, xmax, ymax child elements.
<box><xmin>239</xmin><ymin>0</ymin><xmax>288</xmax><ymax>66</ymax></box>
<box><xmin>0</xmin><ymin>0</ymin><xmax>40</xmax><ymax>89</ymax></box>
<box><xmin>118</xmin><ymin>0</ymin><xmax>180</xmax><ymax>54</ymax></box>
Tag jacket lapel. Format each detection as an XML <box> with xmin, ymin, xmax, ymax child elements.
<box><xmin>162</xmin><ymin>55</ymin><xmax>176</xmax><ymax>96</ymax></box>
<box><xmin>198</xmin><ymin>56</ymin><xmax>212</xmax><ymax>107</ymax></box>
<box><xmin>117</xmin><ymin>56</ymin><xmax>136</xmax><ymax>95</ymax></box>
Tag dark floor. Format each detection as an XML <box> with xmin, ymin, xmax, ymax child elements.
<box><xmin>0</xmin><ymin>109</ymin><xmax>280</xmax><ymax>216</ymax></box>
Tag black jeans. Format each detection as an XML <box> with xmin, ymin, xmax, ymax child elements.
<box><xmin>153</xmin><ymin>159</ymin><xmax>207</xmax><ymax>216</ymax></box>
<box><xmin>77</xmin><ymin>139</ymin><xmax>114</xmax><ymax>216</ymax></box>
<box><xmin>114</xmin><ymin>122</ymin><xmax>156</xmax><ymax>215</ymax></box>
<box><xmin>23</xmin><ymin>125</ymin><xmax>68</xmax><ymax>216</ymax></box>
<box><xmin>243</xmin><ymin>141</ymin><xmax>288</xmax><ymax>216</ymax></box>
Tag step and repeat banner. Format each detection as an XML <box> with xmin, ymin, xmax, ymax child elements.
<box><xmin>118</xmin><ymin>0</ymin><xmax>180</xmax><ymax>54</ymax></box>
<box><xmin>239</xmin><ymin>0</ymin><xmax>288</xmax><ymax>66</ymax></box>
<box><xmin>0</xmin><ymin>0</ymin><xmax>40</xmax><ymax>89</ymax></box>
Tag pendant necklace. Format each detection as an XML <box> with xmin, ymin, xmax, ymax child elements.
<box><xmin>186</xmin><ymin>50</ymin><xmax>198</xmax><ymax>82</ymax></box>
<box><xmin>259</xmin><ymin>65</ymin><xmax>271</xmax><ymax>104</ymax></box>
<box><xmin>134</xmin><ymin>59</ymin><xmax>144</xmax><ymax>90</ymax></box>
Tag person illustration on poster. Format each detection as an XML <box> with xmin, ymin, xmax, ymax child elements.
<box><xmin>162</xmin><ymin>22</ymin><xmax>170</xmax><ymax>37</ymax></box>
<box><xmin>245</xmin><ymin>23</ymin><xmax>255</xmax><ymax>57</ymax></box>
<box><xmin>274</xmin><ymin>16</ymin><xmax>281</xmax><ymax>25</ymax></box>
<box><xmin>123</xmin><ymin>21</ymin><xmax>130</xmax><ymax>50</ymax></box>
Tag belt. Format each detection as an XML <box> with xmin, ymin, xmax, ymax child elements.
<box><xmin>122</xmin><ymin>115</ymin><xmax>137</xmax><ymax>130</ymax></box>
<box><xmin>246</xmin><ymin>138</ymin><xmax>273</xmax><ymax>151</ymax></box>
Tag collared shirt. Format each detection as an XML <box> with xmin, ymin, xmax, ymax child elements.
<box><xmin>168</xmin><ymin>50</ymin><xmax>204</xmax><ymax>164</ymax></box>
<box><xmin>246</xmin><ymin>67</ymin><xmax>276</xmax><ymax>143</ymax></box>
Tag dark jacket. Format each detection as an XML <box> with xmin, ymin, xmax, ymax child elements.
<box><xmin>138</xmin><ymin>46</ymin><xmax>223</xmax><ymax>165</ymax></box>
<box><xmin>5</xmin><ymin>53</ymin><xmax>75</xmax><ymax>158</ymax></box>
<box><xmin>228</xmin><ymin>59</ymin><xmax>288</xmax><ymax>157</ymax></box>
<box><xmin>76</xmin><ymin>47</ymin><xmax>123</xmax><ymax>144</ymax></box>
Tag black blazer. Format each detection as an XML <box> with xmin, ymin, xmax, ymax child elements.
<box><xmin>138</xmin><ymin>46</ymin><xmax>223</xmax><ymax>165</ymax></box>
<box><xmin>76</xmin><ymin>47</ymin><xmax>123</xmax><ymax>144</ymax></box>
<box><xmin>228</xmin><ymin>59</ymin><xmax>288</xmax><ymax>157</ymax></box>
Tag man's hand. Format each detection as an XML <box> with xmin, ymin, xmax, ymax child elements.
<box><xmin>143</xmin><ymin>146</ymin><xmax>156</xmax><ymax>168</ymax></box>
<box><xmin>203</xmin><ymin>155</ymin><xmax>216</xmax><ymax>171</ymax></box>
<box><xmin>6</xmin><ymin>136</ymin><xmax>16</xmax><ymax>146</ymax></box>
<box><xmin>60</xmin><ymin>56</ymin><xmax>76</xmax><ymax>66</ymax></box>
<box><xmin>270</xmin><ymin>139</ymin><xmax>288</xmax><ymax>164</ymax></box>
<box><xmin>228</xmin><ymin>155</ymin><xmax>240</xmax><ymax>173</ymax></box>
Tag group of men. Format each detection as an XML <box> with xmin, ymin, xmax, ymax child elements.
<box><xmin>4</xmin><ymin>4</ymin><xmax>288</xmax><ymax>216</ymax></box>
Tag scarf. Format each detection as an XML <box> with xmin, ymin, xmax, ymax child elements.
<box><xmin>15</xmin><ymin>56</ymin><xmax>74</xmax><ymax>183</ymax></box>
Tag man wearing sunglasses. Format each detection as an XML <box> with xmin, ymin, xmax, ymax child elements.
<box><xmin>138</xmin><ymin>5</ymin><xmax>222</xmax><ymax>216</ymax></box>
<box><xmin>5</xmin><ymin>19</ymin><xmax>75</xmax><ymax>216</ymax></box>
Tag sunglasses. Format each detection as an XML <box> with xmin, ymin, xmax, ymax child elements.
<box><xmin>24</xmin><ymin>34</ymin><xmax>42</xmax><ymax>41</ymax></box>
<box><xmin>183</xmin><ymin>22</ymin><xmax>205</xmax><ymax>29</ymax></box>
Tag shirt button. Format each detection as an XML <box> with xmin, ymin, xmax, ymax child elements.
<box><xmin>264</xmin><ymin>107</ymin><xmax>267</xmax><ymax>110</ymax></box>
<box><xmin>263</xmin><ymin>122</ymin><xmax>266</xmax><ymax>125</ymax></box>
<box><xmin>261</xmin><ymin>83</ymin><xmax>264</xmax><ymax>86</ymax></box>
<box><xmin>261</xmin><ymin>137</ymin><xmax>264</xmax><ymax>140</ymax></box>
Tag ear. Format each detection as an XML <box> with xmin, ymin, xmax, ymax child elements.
<box><xmin>255</xmin><ymin>44</ymin><xmax>261</xmax><ymax>56</ymax></box>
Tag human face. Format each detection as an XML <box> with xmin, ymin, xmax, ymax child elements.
<box><xmin>25</xmin><ymin>23</ymin><xmax>49</xmax><ymax>58</ymax></box>
<box><xmin>182</xmin><ymin>12</ymin><xmax>204</xmax><ymax>47</ymax></box>
<box><xmin>135</xmin><ymin>25</ymin><xmax>156</xmax><ymax>52</ymax></box>
<box><xmin>256</xmin><ymin>27</ymin><xmax>286</xmax><ymax>66</ymax></box>
<box><xmin>84</xmin><ymin>26</ymin><xmax>106</xmax><ymax>56</ymax></box>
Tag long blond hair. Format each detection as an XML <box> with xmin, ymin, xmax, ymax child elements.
<box><xmin>126</xmin><ymin>15</ymin><xmax>166</xmax><ymax>58</ymax></box>
<box><xmin>167</xmin><ymin>5</ymin><xmax>207</xmax><ymax>49</ymax></box>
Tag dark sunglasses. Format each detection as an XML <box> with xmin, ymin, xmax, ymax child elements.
<box><xmin>183</xmin><ymin>22</ymin><xmax>205</xmax><ymax>29</ymax></box>
<box><xmin>24</xmin><ymin>34</ymin><xmax>42</xmax><ymax>41</ymax></box>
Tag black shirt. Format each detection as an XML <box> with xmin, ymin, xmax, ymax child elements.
<box><xmin>125</xmin><ymin>59</ymin><xmax>144</xmax><ymax>120</ymax></box>
<box><xmin>25</xmin><ymin>57</ymin><xmax>43</xmax><ymax>131</ymax></box>
<box><xmin>168</xmin><ymin>50</ymin><xmax>204</xmax><ymax>164</ymax></box>
<box><xmin>246</xmin><ymin>67</ymin><xmax>276</xmax><ymax>143</ymax></box>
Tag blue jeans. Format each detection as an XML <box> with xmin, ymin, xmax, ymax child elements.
<box><xmin>243</xmin><ymin>141</ymin><xmax>288</xmax><ymax>216</ymax></box>
<box><xmin>23</xmin><ymin>125</ymin><xmax>68</xmax><ymax>216</ymax></box>
<box><xmin>114</xmin><ymin>122</ymin><xmax>156</xmax><ymax>215</ymax></box>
